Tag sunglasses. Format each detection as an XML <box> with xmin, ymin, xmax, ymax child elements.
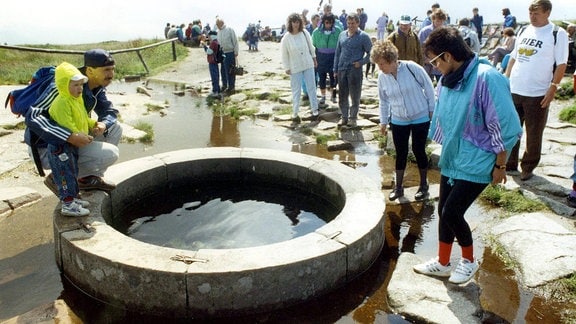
<box><xmin>429</xmin><ymin>52</ymin><xmax>445</xmax><ymax>66</ymax></box>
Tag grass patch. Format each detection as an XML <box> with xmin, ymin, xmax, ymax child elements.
<box><xmin>480</xmin><ymin>185</ymin><xmax>547</xmax><ymax>214</ymax></box>
<box><xmin>134</xmin><ymin>121</ymin><xmax>154</xmax><ymax>143</ymax></box>
<box><xmin>485</xmin><ymin>237</ymin><xmax>518</xmax><ymax>270</ymax></box>
<box><xmin>559</xmin><ymin>103</ymin><xmax>576</xmax><ymax>124</ymax></box>
<box><xmin>316</xmin><ymin>133</ymin><xmax>337</xmax><ymax>145</ymax></box>
<box><xmin>559</xmin><ymin>273</ymin><xmax>576</xmax><ymax>300</ymax></box>
<box><xmin>275</xmin><ymin>106</ymin><xmax>293</xmax><ymax>116</ymax></box>
<box><xmin>144</xmin><ymin>102</ymin><xmax>165</xmax><ymax>113</ymax></box>
<box><xmin>0</xmin><ymin>39</ymin><xmax>189</xmax><ymax>84</ymax></box>
<box><xmin>555</xmin><ymin>79</ymin><xmax>575</xmax><ymax>100</ymax></box>
<box><xmin>2</xmin><ymin>121</ymin><xmax>26</xmax><ymax>130</ymax></box>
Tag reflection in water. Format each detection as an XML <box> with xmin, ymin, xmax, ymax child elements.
<box><xmin>209</xmin><ymin>114</ymin><xmax>240</xmax><ymax>147</ymax></box>
<box><xmin>122</xmin><ymin>183</ymin><xmax>336</xmax><ymax>250</ymax></box>
<box><xmin>385</xmin><ymin>202</ymin><xmax>435</xmax><ymax>258</ymax></box>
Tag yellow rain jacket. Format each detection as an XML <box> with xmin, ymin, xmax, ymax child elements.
<box><xmin>49</xmin><ymin>62</ymin><xmax>96</xmax><ymax>134</ymax></box>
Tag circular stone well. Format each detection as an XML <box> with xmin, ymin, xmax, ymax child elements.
<box><xmin>53</xmin><ymin>147</ymin><xmax>386</xmax><ymax>318</ymax></box>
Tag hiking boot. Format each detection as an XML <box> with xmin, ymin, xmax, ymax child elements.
<box><xmin>291</xmin><ymin>115</ymin><xmax>301</xmax><ymax>124</ymax></box>
<box><xmin>61</xmin><ymin>200</ymin><xmax>90</xmax><ymax>217</ymax></box>
<box><xmin>415</xmin><ymin>185</ymin><xmax>429</xmax><ymax>201</ymax></box>
<box><xmin>78</xmin><ymin>176</ymin><xmax>116</xmax><ymax>191</ymax></box>
<box><xmin>347</xmin><ymin>119</ymin><xmax>357</xmax><ymax>128</ymax></box>
<box><xmin>44</xmin><ymin>174</ymin><xmax>59</xmax><ymax>196</ymax></box>
<box><xmin>567</xmin><ymin>195</ymin><xmax>576</xmax><ymax>208</ymax></box>
<box><xmin>413</xmin><ymin>257</ymin><xmax>452</xmax><ymax>278</ymax></box>
<box><xmin>448</xmin><ymin>258</ymin><xmax>479</xmax><ymax>284</ymax></box>
<box><xmin>332</xmin><ymin>89</ymin><xmax>337</xmax><ymax>102</ymax></box>
<box><xmin>389</xmin><ymin>188</ymin><xmax>404</xmax><ymax>201</ymax></box>
<box><xmin>338</xmin><ymin>118</ymin><xmax>348</xmax><ymax>127</ymax></box>
<box><xmin>319</xmin><ymin>97</ymin><xmax>326</xmax><ymax>105</ymax></box>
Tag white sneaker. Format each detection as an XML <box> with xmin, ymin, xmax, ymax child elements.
<box><xmin>413</xmin><ymin>257</ymin><xmax>452</xmax><ymax>277</ymax></box>
<box><xmin>61</xmin><ymin>201</ymin><xmax>90</xmax><ymax>217</ymax></box>
<box><xmin>74</xmin><ymin>198</ymin><xmax>90</xmax><ymax>208</ymax></box>
<box><xmin>449</xmin><ymin>258</ymin><xmax>479</xmax><ymax>284</ymax></box>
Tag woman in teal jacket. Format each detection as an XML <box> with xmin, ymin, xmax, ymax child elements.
<box><xmin>413</xmin><ymin>27</ymin><xmax>522</xmax><ymax>284</ymax></box>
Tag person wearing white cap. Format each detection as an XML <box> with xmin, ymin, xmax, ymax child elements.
<box><xmin>388</xmin><ymin>15</ymin><xmax>423</xmax><ymax>65</ymax></box>
<box><xmin>47</xmin><ymin>62</ymin><xmax>101</xmax><ymax>216</ymax></box>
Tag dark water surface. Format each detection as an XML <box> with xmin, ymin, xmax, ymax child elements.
<box><xmin>119</xmin><ymin>183</ymin><xmax>336</xmax><ymax>250</ymax></box>
<box><xmin>0</xmin><ymin>81</ymin><xmax>559</xmax><ymax>322</ymax></box>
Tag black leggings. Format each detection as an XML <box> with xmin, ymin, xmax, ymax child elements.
<box><xmin>391</xmin><ymin>121</ymin><xmax>430</xmax><ymax>171</ymax></box>
<box><xmin>438</xmin><ymin>175</ymin><xmax>487</xmax><ymax>247</ymax></box>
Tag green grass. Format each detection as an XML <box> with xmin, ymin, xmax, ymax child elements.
<box><xmin>559</xmin><ymin>103</ymin><xmax>576</xmax><ymax>124</ymax></box>
<box><xmin>134</xmin><ymin>121</ymin><xmax>154</xmax><ymax>143</ymax></box>
<box><xmin>0</xmin><ymin>39</ymin><xmax>189</xmax><ymax>84</ymax></box>
<box><xmin>316</xmin><ymin>133</ymin><xmax>337</xmax><ymax>145</ymax></box>
<box><xmin>145</xmin><ymin>102</ymin><xmax>166</xmax><ymax>113</ymax></box>
<box><xmin>555</xmin><ymin>79</ymin><xmax>575</xmax><ymax>100</ymax></box>
<box><xmin>480</xmin><ymin>185</ymin><xmax>548</xmax><ymax>214</ymax></box>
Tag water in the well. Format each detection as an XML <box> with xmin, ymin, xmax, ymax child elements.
<box><xmin>119</xmin><ymin>183</ymin><xmax>338</xmax><ymax>249</ymax></box>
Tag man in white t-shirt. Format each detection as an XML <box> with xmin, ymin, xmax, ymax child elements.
<box><xmin>505</xmin><ymin>0</ymin><xmax>568</xmax><ymax>181</ymax></box>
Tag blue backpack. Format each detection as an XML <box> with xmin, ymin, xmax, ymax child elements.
<box><xmin>4</xmin><ymin>66</ymin><xmax>56</xmax><ymax>117</ymax></box>
<box><xmin>4</xmin><ymin>66</ymin><xmax>56</xmax><ymax>176</ymax></box>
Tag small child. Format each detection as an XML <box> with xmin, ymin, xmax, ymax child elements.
<box><xmin>203</xmin><ymin>31</ymin><xmax>222</xmax><ymax>97</ymax></box>
<box><xmin>365</xmin><ymin>36</ymin><xmax>377</xmax><ymax>78</ymax></box>
<box><xmin>48</xmin><ymin>62</ymin><xmax>105</xmax><ymax>216</ymax></box>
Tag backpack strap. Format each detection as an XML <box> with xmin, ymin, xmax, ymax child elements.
<box><xmin>405</xmin><ymin>62</ymin><xmax>425</xmax><ymax>90</ymax></box>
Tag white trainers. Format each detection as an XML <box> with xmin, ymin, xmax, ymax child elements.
<box><xmin>74</xmin><ymin>198</ymin><xmax>90</xmax><ymax>208</ymax></box>
<box><xmin>61</xmin><ymin>201</ymin><xmax>90</xmax><ymax>217</ymax></box>
<box><xmin>449</xmin><ymin>258</ymin><xmax>480</xmax><ymax>284</ymax></box>
<box><xmin>413</xmin><ymin>257</ymin><xmax>452</xmax><ymax>277</ymax></box>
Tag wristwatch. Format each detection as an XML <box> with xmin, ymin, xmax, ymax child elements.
<box><xmin>494</xmin><ymin>164</ymin><xmax>506</xmax><ymax>170</ymax></box>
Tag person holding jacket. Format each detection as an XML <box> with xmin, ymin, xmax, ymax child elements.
<box><xmin>372</xmin><ymin>40</ymin><xmax>435</xmax><ymax>201</ymax></box>
<box><xmin>26</xmin><ymin>49</ymin><xmax>121</xmax><ymax>194</ymax></box>
<box><xmin>413</xmin><ymin>27</ymin><xmax>522</xmax><ymax>284</ymax></box>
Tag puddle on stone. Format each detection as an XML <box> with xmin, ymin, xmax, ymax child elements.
<box><xmin>115</xmin><ymin>183</ymin><xmax>338</xmax><ymax>250</ymax></box>
<box><xmin>479</xmin><ymin>247</ymin><xmax>576</xmax><ymax>323</ymax></box>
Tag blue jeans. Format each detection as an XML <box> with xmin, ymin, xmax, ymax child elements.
<box><xmin>36</xmin><ymin>123</ymin><xmax>121</xmax><ymax>179</ymax></box>
<box><xmin>209</xmin><ymin>63</ymin><xmax>220</xmax><ymax>93</ymax></box>
<box><xmin>337</xmin><ymin>66</ymin><xmax>363</xmax><ymax>120</ymax></box>
<box><xmin>47</xmin><ymin>143</ymin><xmax>79</xmax><ymax>201</ymax></box>
<box><xmin>220</xmin><ymin>52</ymin><xmax>236</xmax><ymax>90</ymax></box>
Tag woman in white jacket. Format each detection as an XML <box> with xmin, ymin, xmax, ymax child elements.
<box><xmin>281</xmin><ymin>13</ymin><xmax>319</xmax><ymax>122</ymax></box>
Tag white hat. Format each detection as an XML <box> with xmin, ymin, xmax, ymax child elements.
<box><xmin>399</xmin><ymin>15</ymin><xmax>411</xmax><ymax>25</ymax></box>
<box><xmin>71</xmin><ymin>74</ymin><xmax>88</xmax><ymax>83</ymax></box>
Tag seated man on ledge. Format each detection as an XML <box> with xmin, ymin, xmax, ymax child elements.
<box><xmin>26</xmin><ymin>49</ymin><xmax>121</xmax><ymax>194</ymax></box>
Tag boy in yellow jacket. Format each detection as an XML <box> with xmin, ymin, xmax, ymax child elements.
<box><xmin>48</xmin><ymin>62</ymin><xmax>106</xmax><ymax>216</ymax></box>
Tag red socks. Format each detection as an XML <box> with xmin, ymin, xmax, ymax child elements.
<box><xmin>438</xmin><ymin>241</ymin><xmax>453</xmax><ymax>266</ymax></box>
<box><xmin>438</xmin><ymin>242</ymin><xmax>474</xmax><ymax>265</ymax></box>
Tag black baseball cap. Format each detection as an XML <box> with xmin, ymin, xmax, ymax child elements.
<box><xmin>83</xmin><ymin>49</ymin><xmax>115</xmax><ymax>68</ymax></box>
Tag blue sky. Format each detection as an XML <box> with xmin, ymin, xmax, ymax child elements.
<box><xmin>1</xmin><ymin>0</ymin><xmax>574</xmax><ymax>45</ymax></box>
